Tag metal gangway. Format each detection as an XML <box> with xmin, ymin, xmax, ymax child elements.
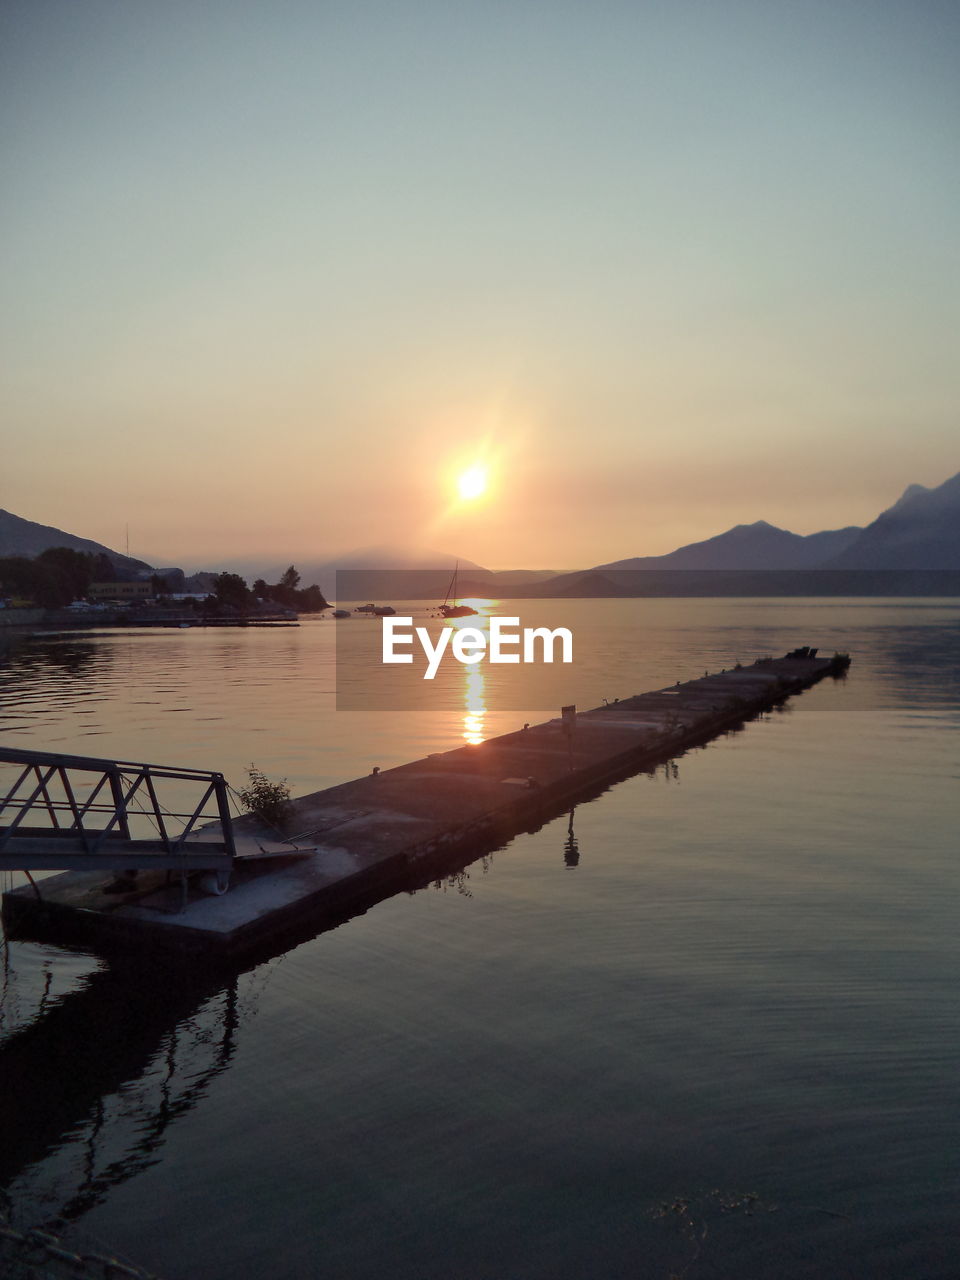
<box><xmin>0</xmin><ymin>746</ymin><xmax>236</xmax><ymax>874</ymax></box>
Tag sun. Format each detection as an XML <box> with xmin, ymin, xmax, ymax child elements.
<box><xmin>457</xmin><ymin>465</ymin><xmax>488</xmax><ymax>501</ymax></box>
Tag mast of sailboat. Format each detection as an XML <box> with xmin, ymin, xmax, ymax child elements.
<box><xmin>442</xmin><ymin>560</ymin><xmax>459</xmax><ymax>608</ymax></box>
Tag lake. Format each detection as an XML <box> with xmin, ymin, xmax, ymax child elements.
<box><xmin>1</xmin><ymin>598</ymin><xmax>958</xmax><ymax>1278</ymax></box>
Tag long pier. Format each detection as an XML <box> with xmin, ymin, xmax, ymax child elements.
<box><xmin>2</xmin><ymin>651</ymin><xmax>847</xmax><ymax>956</ymax></box>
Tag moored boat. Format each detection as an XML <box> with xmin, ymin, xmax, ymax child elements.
<box><xmin>438</xmin><ymin>562</ymin><xmax>477</xmax><ymax>618</ymax></box>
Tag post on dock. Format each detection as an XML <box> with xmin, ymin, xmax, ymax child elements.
<box><xmin>561</xmin><ymin>704</ymin><xmax>576</xmax><ymax>770</ymax></box>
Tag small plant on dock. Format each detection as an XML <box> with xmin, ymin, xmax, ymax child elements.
<box><xmin>828</xmin><ymin>651</ymin><xmax>852</xmax><ymax>677</ymax></box>
<box><xmin>238</xmin><ymin>765</ymin><xmax>291</xmax><ymax>829</ymax></box>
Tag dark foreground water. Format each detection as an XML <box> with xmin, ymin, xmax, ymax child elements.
<box><xmin>1</xmin><ymin>600</ymin><xmax>958</xmax><ymax>1278</ymax></box>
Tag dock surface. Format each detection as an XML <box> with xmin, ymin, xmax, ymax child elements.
<box><xmin>2</xmin><ymin>653</ymin><xmax>844</xmax><ymax>955</ymax></box>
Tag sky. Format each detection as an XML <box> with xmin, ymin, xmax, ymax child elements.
<box><xmin>2</xmin><ymin>0</ymin><xmax>958</xmax><ymax>572</ymax></box>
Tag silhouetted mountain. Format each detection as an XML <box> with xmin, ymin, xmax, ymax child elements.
<box><xmin>293</xmin><ymin>549</ymin><xmax>488</xmax><ymax>601</ymax></box>
<box><xmin>0</xmin><ymin>509</ymin><xmax>152</xmax><ymax>578</ymax></box>
<box><xmin>825</xmin><ymin>472</ymin><xmax>960</xmax><ymax>569</ymax></box>
<box><xmin>595</xmin><ymin>521</ymin><xmax>862</xmax><ymax>572</ymax></box>
<box><xmin>552</xmin><ymin>571</ymin><xmax>627</xmax><ymax>597</ymax></box>
<box><xmin>890</xmin><ymin>483</ymin><xmax>931</xmax><ymax>511</ymax></box>
<box><xmin>488</xmin><ymin>568</ymin><xmax>570</xmax><ymax>584</ymax></box>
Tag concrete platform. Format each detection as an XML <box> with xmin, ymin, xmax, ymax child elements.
<box><xmin>2</xmin><ymin>652</ymin><xmax>846</xmax><ymax>956</ymax></box>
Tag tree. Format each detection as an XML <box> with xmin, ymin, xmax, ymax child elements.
<box><xmin>37</xmin><ymin>547</ymin><xmax>95</xmax><ymax>602</ymax></box>
<box><xmin>92</xmin><ymin>552</ymin><xmax>115</xmax><ymax>583</ymax></box>
<box><xmin>268</xmin><ymin>565</ymin><xmax>301</xmax><ymax>608</ymax></box>
<box><xmin>298</xmin><ymin>584</ymin><xmax>329</xmax><ymax>612</ymax></box>
<box><xmin>242</xmin><ymin>566</ymin><xmax>327</xmax><ymax>612</ymax></box>
<box><xmin>213</xmin><ymin>572</ymin><xmax>252</xmax><ymax>610</ymax></box>
<box><xmin>0</xmin><ymin>556</ymin><xmax>38</xmax><ymax>600</ymax></box>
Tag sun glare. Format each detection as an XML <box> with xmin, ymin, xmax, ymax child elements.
<box><xmin>457</xmin><ymin>465</ymin><xmax>488</xmax><ymax>501</ymax></box>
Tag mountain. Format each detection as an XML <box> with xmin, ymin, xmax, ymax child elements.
<box><xmin>594</xmin><ymin>521</ymin><xmax>862</xmax><ymax>572</ymax></box>
<box><xmin>287</xmin><ymin>548</ymin><xmax>491</xmax><ymax>601</ymax></box>
<box><xmin>537</xmin><ymin>570</ymin><xmax>628</xmax><ymax>597</ymax></box>
<box><xmin>0</xmin><ymin>509</ymin><xmax>153</xmax><ymax>578</ymax></box>
<box><xmin>890</xmin><ymin>483</ymin><xmax>931</xmax><ymax>511</ymax></box>
<box><xmin>333</xmin><ymin>562</ymin><xmax>571</xmax><ymax>602</ymax></box>
<box><xmin>824</xmin><ymin>472</ymin><xmax>960</xmax><ymax>569</ymax></box>
<box><xmin>487</xmin><ymin>568</ymin><xmax>570</xmax><ymax>584</ymax></box>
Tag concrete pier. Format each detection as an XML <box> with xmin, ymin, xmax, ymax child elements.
<box><xmin>2</xmin><ymin>652</ymin><xmax>846</xmax><ymax>956</ymax></box>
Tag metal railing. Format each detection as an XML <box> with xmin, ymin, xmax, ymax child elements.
<box><xmin>0</xmin><ymin>747</ymin><xmax>235</xmax><ymax>872</ymax></box>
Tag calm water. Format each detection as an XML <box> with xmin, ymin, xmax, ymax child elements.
<box><xmin>1</xmin><ymin>599</ymin><xmax>958</xmax><ymax>1278</ymax></box>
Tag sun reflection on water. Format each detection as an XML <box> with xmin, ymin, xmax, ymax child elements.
<box><xmin>445</xmin><ymin>604</ymin><xmax>494</xmax><ymax>746</ymax></box>
<box><xmin>462</xmin><ymin>662</ymin><xmax>486</xmax><ymax>744</ymax></box>
<box><xmin>450</xmin><ymin>606</ymin><xmax>491</xmax><ymax>747</ymax></box>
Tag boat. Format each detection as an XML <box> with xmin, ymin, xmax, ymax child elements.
<box><xmin>332</xmin><ymin>609</ymin><xmax>350</xmax><ymax>618</ymax></box>
<box><xmin>373</xmin><ymin>605</ymin><xmax>396</xmax><ymax>616</ymax></box>
<box><xmin>438</xmin><ymin>563</ymin><xmax>477</xmax><ymax>618</ymax></box>
<box><xmin>354</xmin><ymin>603</ymin><xmax>378</xmax><ymax>613</ymax></box>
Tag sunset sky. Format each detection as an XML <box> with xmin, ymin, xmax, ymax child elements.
<box><xmin>2</xmin><ymin>1</ymin><xmax>957</xmax><ymax>572</ymax></box>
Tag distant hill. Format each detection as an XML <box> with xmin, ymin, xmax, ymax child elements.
<box><xmin>595</xmin><ymin>521</ymin><xmax>862</xmax><ymax>572</ymax></box>
<box><xmin>824</xmin><ymin>472</ymin><xmax>960</xmax><ymax>569</ymax></box>
<box><xmin>488</xmin><ymin>568</ymin><xmax>570</xmax><ymax>585</ymax></box>
<box><xmin>273</xmin><ymin>548</ymin><xmax>491</xmax><ymax>601</ymax></box>
<box><xmin>334</xmin><ymin>563</ymin><xmax>578</xmax><ymax>601</ymax></box>
<box><xmin>0</xmin><ymin>509</ymin><xmax>153</xmax><ymax>578</ymax></box>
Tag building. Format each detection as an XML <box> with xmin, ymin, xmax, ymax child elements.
<box><xmin>89</xmin><ymin>581</ymin><xmax>154</xmax><ymax>601</ymax></box>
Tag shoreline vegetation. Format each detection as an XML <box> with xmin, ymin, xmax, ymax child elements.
<box><xmin>0</xmin><ymin>551</ymin><xmax>329</xmax><ymax>627</ymax></box>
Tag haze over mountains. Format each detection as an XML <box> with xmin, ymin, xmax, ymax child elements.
<box><xmin>589</xmin><ymin>473</ymin><xmax>959</xmax><ymax>573</ymax></box>
<box><xmin>595</xmin><ymin>522</ymin><xmax>863</xmax><ymax>572</ymax></box>
<box><xmin>2</xmin><ymin>470</ymin><xmax>958</xmax><ymax>598</ymax></box>
<box><xmin>219</xmin><ymin>472</ymin><xmax>960</xmax><ymax>590</ymax></box>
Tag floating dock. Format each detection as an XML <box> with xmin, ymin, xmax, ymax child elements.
<box><xmin>2</xmin><ymin>652</ymin><xmax>846</xmax><ymax>956</ymax></box>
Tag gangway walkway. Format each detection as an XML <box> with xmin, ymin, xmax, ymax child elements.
<box><xmin>0</xmin><ymin>746</ymin><xmax>235</xmax><ymax>873</ymax></box>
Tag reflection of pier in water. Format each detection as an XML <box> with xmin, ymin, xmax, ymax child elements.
<box><xmin>0</xmin><ymin>948</ymin><xmax>257</xmax><ymax>1236</ymax></box>
<box><xmin>2</xmin><ymin>873</ymin><xmax>403</xmax><ymax>1241</ymax></box>
<box><xmin>0</xmin><ymin>770</ymin><xmax>613</xmax><ymax>1226</ymax></box>
<box><xmin>564</xmin><ymin>810</ymin><xmax>579</xmax><ymax>868</ymax></box>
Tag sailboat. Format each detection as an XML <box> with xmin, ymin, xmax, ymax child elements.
<box><xmin>438</xmin><ymin>562</ymin><xmax>477</xmax><ymax>618</ymax></box>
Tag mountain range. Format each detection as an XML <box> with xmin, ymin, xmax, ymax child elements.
<box><xmin>594</xmin><ymin>522</ymin><xmax>863</xmax><ymax>572</ymax></box>
<box><xmin>590</xmin><ymin>472</ymin><xmax>959</xmax><ymax>573</ymax></box>
<box><xmin>1</xmin><ymin>470</ymin><xmax>958</xmax><ymax>598</ymax></box>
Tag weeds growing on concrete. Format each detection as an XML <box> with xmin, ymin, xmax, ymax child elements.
<box><xmin>238</xmin><ymin>765</ymin><xmax>291</xmax><ymax>830</ymax></box>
